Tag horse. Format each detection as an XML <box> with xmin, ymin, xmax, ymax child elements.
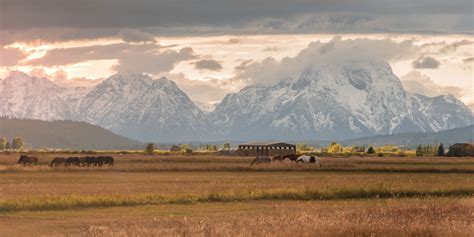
<box><xmin>272</xmin><ymin>155</ymin><xmax>284</xmax><ymax>162</ymax></box>
<box><xmin>250</xmin><ymin>156</ymin><xmax>272</xmax><ymax>165</ymax></box>
<box><xmin>282</xmin><ymin>154</ymin><xmax>298</xmax><ymax>162</ymax></box>
<box><xmin>66</xmin><ymin>157</ymin><xmax>81</xmax><ymax>166</ymax></box>
<box><xmin>18</xmin><ymin>155</ymin><xmax>39</xmax><ymax>166</ymax></box>
<box><xmin>50</xmin><ymin>157</ymin><xmax>66</xmax><ymax>167</ymax></box>
<box><xmin>84</xmin><ymin>156</ymin><xmax>98</xmax><ymax>167</ymax></box>
<box><xmin>296</xmin><ymin>155</ymin><xmax>322</xmax><ymax>167</ymax></box>
<box><xmin>96</xmin><ymin>156</ymin><xmax>114</xmax><ymax>167</ymax></box>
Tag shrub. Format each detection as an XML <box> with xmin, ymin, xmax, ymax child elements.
<box><xmin>145</xmin><ymin>143</ymin><xmax>155</xmax><ymax>155</ymax></box>
<box><xmin>377</xmin><ymin>153</ymin><xmax>384</xmax><ymax>157</ymax></box>
<box><xmin>367</xmin><ymin>146</ymin><xmax>375</xmax><ymax>154</ymax></box>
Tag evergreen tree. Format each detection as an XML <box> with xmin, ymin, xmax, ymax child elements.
<box><xmin>367</xmin><ymin>146</ymin><xmax>375</xmax><ymax>154</ymax></box>
<box><xmin>436</xmin><ymin>143</ymin><xmax>445</xmax><ymax>157</ymax></box>
<box><xmin>0</xmin><ymin>138</ymin><xmax>6</xmax><ymax>150</ymax></box>
<box><xmin>416</xmin><ymin>145</ymin><xmax>423</xmax><ymax>156</ymax></box>
<box><xmin>11</xmin><ymin>137</ymin><xmax>24</xmax><ymax>150</ymax></box>
<box><xmin>145</xmin><ymin>143</ymin><xmax>154</xmax><ymax>155</ymax></box>
<box><xmin>223</xmin><ymin>143</ymin><xmax>230</xmax><ymax>150</ymax></box>
<box><xmin>5</xmin><ymin>141</ymin><xmax>10</xmax><ymax>150</ymax></box>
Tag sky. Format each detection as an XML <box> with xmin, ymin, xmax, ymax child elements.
<box><xmin>0</xmin><ymin>0</ymin><xmax>473</xmax><ymax>108</ymax></box>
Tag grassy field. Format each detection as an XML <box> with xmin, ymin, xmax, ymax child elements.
<box><xmin>0</xmin><ymin>153</ymin><xmax>473</xmax><ymax>236</ymax></box>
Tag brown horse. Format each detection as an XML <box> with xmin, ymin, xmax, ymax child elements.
<box><xmin>282</xmin><ymin>154</ymin><xmax>298</xmax><ymax>162</ymax></box>
<box><xmin>250</xmin><ymin>156</ymin><xmax>272</xmax><ymax>165</ymax></box>
<box><xmin>96</xmin><ymin>156</ymin><xmax>114</xmax><ymax>167</ymax></box>
<box><xmin>66</xmin><ymin>157</ymin><xmax>81</xmax><ymax>166</ymax></box>
<box><xmin>18</xmin><ymin>155</ymin><xmax>39</xmax><ymax>166</ymax></box>
<box><xmin>272</xmin><ymin>155</ymin><xmax>284</xmax><ymax>162</ymax></box>
<box><xmin>50</xmin><ymin>157</ymin><xmax>66</xmax><ymax>167</ymax></box>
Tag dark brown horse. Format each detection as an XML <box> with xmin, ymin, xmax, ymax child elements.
<box><xmin>96</xmin><ymin>156</ymin><xmax>114</xmax><ymax>167</ymax></box>
<box><xmin>282</xmin><ymin>154</ymin><xmax>298</xmax><ymax>162</ymax></box>
<box><xmin>50</xmin><ymin>157</ymin><xmax>66</xmax><ymax>167</ymax></box>
<box><xmin>18</xmin><ymin>155</ymin><xmax>39</xmax><ymax>166</ymax></box>
<box><xmin>66</xmin><ymin>157</ymin><xmax>81</xmax><ymax>166</ymax></box>
<box><xmin>84</xmin><ymin>156</ymin><xmax>98</xmax><ymax>167</ymax></box>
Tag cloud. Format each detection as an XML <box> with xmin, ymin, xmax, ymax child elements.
<box><xmin>463</xmin><ymin>57</ymin><xmax>474</xmax><ymax>63</ymax></box>
<box><xmin>25</xmin><ymin>43</ymin><xmax>196</xmax><ymax>74</ymax></box>
<box><xmin>27</xmin><ymin>43</ymin><xmax>161</xmax><ymax>66</ymax></box>
<box><xmin>1</xmin><ymin>0</ymin><xmax>472</xmax><ymax>45</ymax></box>
<box><xmin>194</xmin><ymin>59</ymin><xmax>223</xmax><ymax>71</ymax></box>
<box><xmin>411</xmin><ymin>57</ymin><xmax>441</xmax><ymax>69</ymax></box>
<box><xmin>236</xmin><ymin>37</ymin><xmax>417</xmax><ymax>85</ymax></box>
<box><xmin>440</xmin><ymin>40</ymin><xmax>473</xmax><ymax>53</ymax></box>
<box><xmin>263</xmin><ymin>46</ymin><xmax>283</xmax><ymax>52</ymax></box>
<box><xmin>118</xmin><ymin>29</ymin><xmax>156</xmax><ymax>43</ymax></box>
<box><xmin>113</xmin><ymin>47</ymin><xmax>196</xmax><ymax>74</ymax></box>
<box><xmin>163</xmin><ymin>72</ymin><xmax>246</xmax><ymax>105</ymax></box>
<box><xmin>0</xmin><ymin>47</ymin><xmax>27</xmax><ymax>66</ymax></box>
<box><xmin>400</xmin><ymin>71</ymin><xmax>464</xmax><ymax>98</ymax></box>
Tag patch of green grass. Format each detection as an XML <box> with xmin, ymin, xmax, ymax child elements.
<box><xmin>1</xmin><ymin>187</ymin><xmax>472</xmax><ymax>213</ymax></box>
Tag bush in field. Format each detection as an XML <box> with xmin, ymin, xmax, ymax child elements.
<box><xmin>367</xmin><ymin>146</ymin><xmax>375</xmax><ymax>154</ymax></box>
<box><xmin>145</xmin><ymin>143</ymin><xmax>155</xmax><ymax>155</ymax></box>
<box><xmin>377</xmin><ymin>152</ymin><xmax>384</xmax><ymax>157</ymax></box>
<box><xmin>0</xmin><ymin>138</ymin><xmax>6</xmax><ymax>150</ymax></box>
<box><xmin>416</xmin><ymin>145</ymin><xmax>423</xmax><ymax>156</ymax></box>
<box><xmin>11</xmin><ymin>137</ymin><xmax>24</xmax><ymax>150</ymax></box>
<box><xmin>5</xmin><ymin>141</ymin><xmax>10</xmax><ymax>150</ymax></box>
<box><xmin>437</xmin><ymin>143</ymin><xmax>445</xmax><ymax>157</ymax></box>
<box><xmin>328</xmin><ymin>142</ymin><xmax>343</xmax><ymax>153</ymax></box>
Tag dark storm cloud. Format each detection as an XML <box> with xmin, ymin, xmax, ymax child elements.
<box><xmin>0</xmin><ymin>0</ymin><xmax>472</xmax><ymax>44</ymax></box>
<box><xmin>194</xmin><ymin>59</ymin><xmax>223</xmax><ymax>71</ymax></box>
<box><xmin>412</xmin><ymin>57</ymin><xmax>441</xmax><ymax>69</ymax></box>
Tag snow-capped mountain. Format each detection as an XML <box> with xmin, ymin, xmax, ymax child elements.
<box><xmin>79</xmin><ymin>74</ymin><xmax>209</xmax><ymax>142</ymax></box>
<box><xmin>1</xmin><ymin>62</ymin><xmax>472</xmax><ymax>142</ymax></box>
<box><xmin>0</xmin><ymin>71</ymin><xmax>88</xmax><ymax>121</ymax></box>
<box><xmin>211</xmin><ymin>61</ymin><xmax>473</xmax><ymax>140</ymax></box>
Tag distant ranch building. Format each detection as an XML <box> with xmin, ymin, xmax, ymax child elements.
<box><xmin>238</xmin><ymin>141</ymin><xmax>296</xmax><ymax>156</ymax></box>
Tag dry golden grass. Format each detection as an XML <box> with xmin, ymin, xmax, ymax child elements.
<box><xmin>0</xmin><ymin>199</ymin><xmax>472</xmax><ymax>236</ymax></box>
<box><xmin>0</xmin><ymin>153</ymin><xmax>473</xmax><ymax>236</ymax></box>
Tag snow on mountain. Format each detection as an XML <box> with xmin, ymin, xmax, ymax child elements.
<box><xmin>1</xmin><ymin>63</ymin><xmax>472</xmax><ymax>142</ymax></box>
<box><xmin>78</xmin><ymin>74</ymin><xmax>209</xmax><ymax>142</ymax></box>
<box><xmin>194</xmin><ymin>100</ymin><xmax>217</xmax><ymax>113</ymax></box>
<box><xmin>0</xmin><ymin>71</ymin><xmax>88</xmax><ymax>121</ymax></box>
<box><xmin>211</xmin><ymin>61</ymin><xmax>473</xmax><ymax>140</ymax></box>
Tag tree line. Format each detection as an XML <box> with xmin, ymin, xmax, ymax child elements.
<box><xmin>0</xmin><ymin>137</ymin><xmax>24</xmax><ymax>150</ymax></box>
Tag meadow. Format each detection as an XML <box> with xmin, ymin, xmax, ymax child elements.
<box><xmin>0</xmin><ymin>153</ymin><xmax>473</xmax><ymax>236</ymax></box>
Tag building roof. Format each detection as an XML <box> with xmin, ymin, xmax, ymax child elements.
<box><xmin>239</xmin><ymin>141</ymin><xmax>295</xmax><ymax>146</ymax></box>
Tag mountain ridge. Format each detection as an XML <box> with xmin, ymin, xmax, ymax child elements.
<box><xmin>1</xmin><ymin>61</ymin><xmax>472</xmax><ymax>142</ymax></box>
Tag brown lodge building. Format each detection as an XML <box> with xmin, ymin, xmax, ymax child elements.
<box><xmin>237</xmin><ymin>141</ymin><xmax>296</xmax><ymax>156</ymax></box>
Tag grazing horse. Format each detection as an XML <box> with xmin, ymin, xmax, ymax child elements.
<box><xmin>96</xmin><ymin>156</ymin><xmax>114</xmax><ymax>167</ymax></box>
<box><xmin>50</xmin><ymin>157</ymin><xmax>66</xmax><ymax>167</ymax></box>
<box><xmin>66</xmin><ymin>157</ymin><xmax>81</xmax><ymax>166</ymax></box>
<box><xmin>296</xmin><ymin>155</ymin><xmax>322</xmax><ymax>167</ymax></box>
<box><xmin>250</xmin><ymin>156</ymin><xmax>272</xmax><ymax>165</ymax></box>
<box><xmin>272</xmin><ymin>155</ymin><xmax>284</xmax><ymax>162</ymax></box>
<box><xmin>18</xmin><ymin>155</ymin><xmax>39</xmax><ymax>166</ymax></box>
<box><xmin>84</xmin><ymin>156</ymin><xmax>97</xmax><ymax>167</ymax></box>
<box><xmin>282</xmin><ymin>154</ymin><xmax>298</xmax><ymax>162</ymax></box>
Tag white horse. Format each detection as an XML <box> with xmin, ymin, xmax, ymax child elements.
<box><xmin>296</xmin><ymin>155</ymin><xmax>321</xmax><ymax>166</ymax></box>
<box><xmin>250</xmin><ymin>156</ymin><xmax>272</xmax><ymax>165</ymax></box>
